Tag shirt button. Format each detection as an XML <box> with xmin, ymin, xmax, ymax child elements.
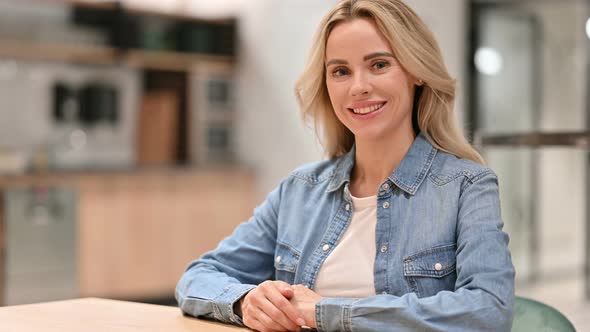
<box><xmin>322</xmin><ymin>244</ymin><xmax>330</xmax><ymax>251</ymax></box>
<box><xmin>275</xmin><ymin>256</ymin><xmax>281</xmax><ymax>263</ymax></box>
<box><xmin>434</xmin><ymin>263</ymin><xmax>443</xmax><ymax>271</ymax></box>
<box><xmin>382</xmin><ymin>201</ymin><xmax>390</xmax><ymax>209</ymax></box>
<box><xmin>382</xmin><ymin>183</ymin><xmax>390</xmax><ymax>190</ymax></box>
<box><xmin>380</xmin><ymin>245</ymin><xmax>388</xmax><ymax>253</ymax></box>
<box><xmin>345</xmin><ymin>204</ymin><xmax>350</xmax><ymax>211</ymax></box>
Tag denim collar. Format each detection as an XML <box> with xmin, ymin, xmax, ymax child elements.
<box><xmin>326</xmin><ymin>133</ymin><xmax>438</xmax><ymax>196</ymax></box>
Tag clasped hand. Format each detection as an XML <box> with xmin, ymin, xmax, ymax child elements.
<box><xmin>238</xmin><ymin>281</ymin><xmax>322</xmax><ymax>332</ymax></box>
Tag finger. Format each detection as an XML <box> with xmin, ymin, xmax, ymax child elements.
<box><xmin>272</xmin><ymin>280</ymin><xmax>291</xmax><ymax>287</ymax></box>
<box><xmin>244</xmin><ymin>286</ymin><xmax>285</xmax><ymax>332</ymax></box>
<box><xmin>248</xmin><ymin>317</ymin><xmax>272</xmax><ymax>332</ymax></box>
<box><xmin>242</xmin><ymin>302</ymin><xmax>257</xmax><ymax>330</ymax></box>
<box><xmin>252</xmin><ymin>305</ymin><xmax>287</xmax><ymax>332</ymax></box>
<box><xmin>271</xmin><ymin>281</ymin><xmax>295</xmax><ymax>299</ymax></box>
<box><xmin>279</xmin><ymin>287</ymin><xmax>294</xmax><ymax>299</ymax></box>
<box><xmin>260</xmin><ymin>297</ymin><xmax>300</xmax><ymax>331</ymax></box>
<box><xmin>272</xmin><ymin>280</ymin><xmax>293</xmax><ymax>290</ymax></box>
<box><xmin>269</xmin><ymin>284</ymin><xmax>304</xmax><ymax>321</ymax></box>
<box><xmin>265</xmin><ymin>287</ymin><xmax>305</xmax><ymax>328</ymax></box>
<box><xmin>244</xmin><ymin>307</ymin><xmax>279</xmax><ymax>332</ymax></box>
<box><xmin>254</xmin><ymin>282</ymin><xmax>302</xmax><ymax>330</ymax></box>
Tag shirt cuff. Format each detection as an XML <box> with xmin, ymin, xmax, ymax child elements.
<box><xmin>315</xmin><ymin>297</ymin><xmax>358</xmax><ymax>332</ymax></box>
<box><xmin>215</xmin><ymin>283</ymin><xmax>256</xmax><ymax>326</ymax></box>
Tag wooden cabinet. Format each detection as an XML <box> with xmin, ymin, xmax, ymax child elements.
<box><xmin>0</xmin><ymin>168</ymin><xmax>256</xmax><ymax>301</ymax></box>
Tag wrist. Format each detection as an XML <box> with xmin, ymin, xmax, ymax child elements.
<box><xmin>233</xmin><ymin>295</ymin><xmax>247</xmax><ymax>318</ymax></box>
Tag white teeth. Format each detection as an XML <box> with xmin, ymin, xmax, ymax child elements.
<box><xmin>352</xmin><ymin>103</ymin><xmax>384</xmax><ymax>114</ymax></box>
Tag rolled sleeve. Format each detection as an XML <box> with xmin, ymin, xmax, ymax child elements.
<box><xmin>218</xmin><ymin>283</ymin><xmax>257</xmax><ymax>325</ymax></box>
<box><xmin>315</xmin><ymin>297</ymin><xmax>357</xmax><ymax>332</ymax></box>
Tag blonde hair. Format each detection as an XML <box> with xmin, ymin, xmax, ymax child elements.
<box><xmin>295</xmin><ymin>0</ymin><xmax>484</xmax><ymax>164</ymax></box>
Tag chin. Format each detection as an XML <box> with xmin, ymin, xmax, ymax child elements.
<box><xmin>351</xmin><ymin>129</ymin><xmax>390</xmax><ymax>142</ymax></box>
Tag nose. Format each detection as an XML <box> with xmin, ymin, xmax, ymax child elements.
<box><xmin>350</xmin><ymin>72</ymin><xmax>372</xmax><ymax>96</ymax></box>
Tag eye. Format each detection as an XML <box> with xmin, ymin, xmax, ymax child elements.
<box><xmin>372</xmin><ymin>60</ymin><xmax>390</xmax><ymax>70</ymax></box>
<box><xmin>331</xmin><ymin>67</ymin><xmax>350</xmax><ymax>78</ymax></box>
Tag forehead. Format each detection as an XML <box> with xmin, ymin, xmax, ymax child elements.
<box><xmin>326</xmin><ymin>18</ymin><xmax>393</xmax><ymax>57</ymax></box>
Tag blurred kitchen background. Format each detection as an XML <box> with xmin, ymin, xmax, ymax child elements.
<box><xmin>0</xmin><ymin>0</ymin><xmax>588</xmax><ymax>329</ymax></box>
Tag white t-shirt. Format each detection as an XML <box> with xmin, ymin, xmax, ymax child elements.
<box><xmin>313</xmin><ymin>194</ymin><xmax>377</xmax><ymax>298</ymax></box>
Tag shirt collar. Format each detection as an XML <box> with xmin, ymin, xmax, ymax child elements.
<box><xmin>326</xmin><ymin>133</ymin><xmax>437</xmax><ymax>195</ymax></box>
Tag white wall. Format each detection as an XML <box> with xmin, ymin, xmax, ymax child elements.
<box><xmin>235</xmin><ymin>0</ymin><xmax>337</xmax><ymax>196</ymax></box>
<box><xmin>405</xmin><ymin>0</ymin><xmax>468</xmax><ymax>126</ymax></box>
<box><xmin>235</xmin><ymin>0</ymin><xmax>469</xmax><ymax>197</ymax></box>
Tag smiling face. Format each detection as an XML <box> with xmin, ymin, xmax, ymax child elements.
<box><xmin>325</xmin><ymin>18</ymin><xmax>420</xmax><ymax>143</ymax></box>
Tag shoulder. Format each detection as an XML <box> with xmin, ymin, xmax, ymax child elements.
<box><xmin>429</xmin><ymin>150</ymin><xmax>497</xmax><ymax>186</ymax></box>
<box><xmin>286</xmin><ymin>156</ymin><xmax>344</xmax><ymax>185</ymax></box>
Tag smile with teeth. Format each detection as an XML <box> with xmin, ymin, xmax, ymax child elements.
<box><xmin>350</xmin><ymin>103</ymin><xmax>385</xmax><ymax>114</ymax></box>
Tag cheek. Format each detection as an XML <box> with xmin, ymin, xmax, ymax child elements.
<box><xmin>326</xmin><ymin>88</ymin><xmax>348</xmax><ymax>123</ymax></box>
<box><xmin>381</xmin><ymin>78</ymin><xmax>411</xmax><ymax>101</ymax></box>
<box><xmin>331</xmin><ymin>84</ymin><xmax>350</xmax><ymax>102</ymax></box>
<box><xmin>379</xmin><ymin>75</ymin><xmax>401</xmax><ymax>90</ymax></box>
<box><xmin>326</xmin><ymin>82</ymin><xmax>342</xmax><ymax>108</ymax></box>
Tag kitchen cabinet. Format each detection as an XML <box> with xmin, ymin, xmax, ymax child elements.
<box><xmin>0</xmin><ymin>168</ymin><xmax>256</xmax><ymax>303</ymax></box>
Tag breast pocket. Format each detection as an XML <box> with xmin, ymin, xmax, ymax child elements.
<box><xmin>403</xmin><ymin>243</ymin><xmax>457</xmax><ymax>298</ymax></box>
<box><xmin>274</xmin><ymin>242</ymin><xmax>301</xmax><ymax>284</ymax></box>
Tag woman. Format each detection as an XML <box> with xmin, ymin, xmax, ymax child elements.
<box><xmin>176</xmin><ymin>0</ymin><xmax>515</xmax><ymax>331</ymax></box>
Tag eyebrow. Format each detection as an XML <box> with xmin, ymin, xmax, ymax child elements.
<box><xmin>325</xmin><ymin>52</ymin><xmax>395</xmax><ymax>67</ymax></box>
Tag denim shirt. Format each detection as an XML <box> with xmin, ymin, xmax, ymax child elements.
<box><xmin>175</xmin><ymin>134</ymin><xmax>515</xmax><ymax>332</ymax></box>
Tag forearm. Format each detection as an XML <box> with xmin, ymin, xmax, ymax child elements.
<box><xmin>316</xmin><ymin>288</ymin><xmax>513</xmax><ymax>332</ymax></box>
<box><xmin>175</xmin><ymin>263</ymin><xmax>256</xmax><ymax>325</ymax></box>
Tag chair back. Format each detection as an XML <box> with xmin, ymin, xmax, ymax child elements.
<box><xmin>511</xmin><ymin>296</ymin><xmax>576</xmax><ymax>332</ymax></box>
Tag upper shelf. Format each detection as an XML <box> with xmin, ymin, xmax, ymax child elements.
<box><xmin>0</xmin><ymin>39</ymin><xmax>234</xmax><ymax>71</ymax></box>
<box><xmin>22</xmin><ymin>0</ymin><xmax>235</xmax><ymax>24</ymax></box>
<box><xmin>0</xmin><ymin>0</ymin><xmax>237</xmax><ymax>71</ymax></box>
<box><xmin>124</xmin><ymin>49</ymin><xmax>234</xmax><ymax>71</ymax></box>
<box><xmin>0</xmin><ymin>40</ymin><xmax>117</xmax><ymax>66</ymax></box>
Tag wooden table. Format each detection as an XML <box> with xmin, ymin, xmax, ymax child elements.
<box><xmin>0</xmin><ymin>297</ymin><xmax>247</xmax><ymax>331</ymax></box>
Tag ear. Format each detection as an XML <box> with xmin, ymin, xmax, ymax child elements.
<box><xmin>415</xmin><ymin>79</ymin><xmax>424</xmax><ymax>86</ymax></box>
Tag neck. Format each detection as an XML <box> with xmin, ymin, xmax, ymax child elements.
<box><xmin>350</xmin><ymin>129</ymin><xmax>416</xmax><ymax>197</ymax></box>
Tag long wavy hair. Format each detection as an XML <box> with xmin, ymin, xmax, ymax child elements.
<box><xmin>295</xmin><ymin>0</ymin><xmax>484</xmax><ymax>164</ymax></box>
